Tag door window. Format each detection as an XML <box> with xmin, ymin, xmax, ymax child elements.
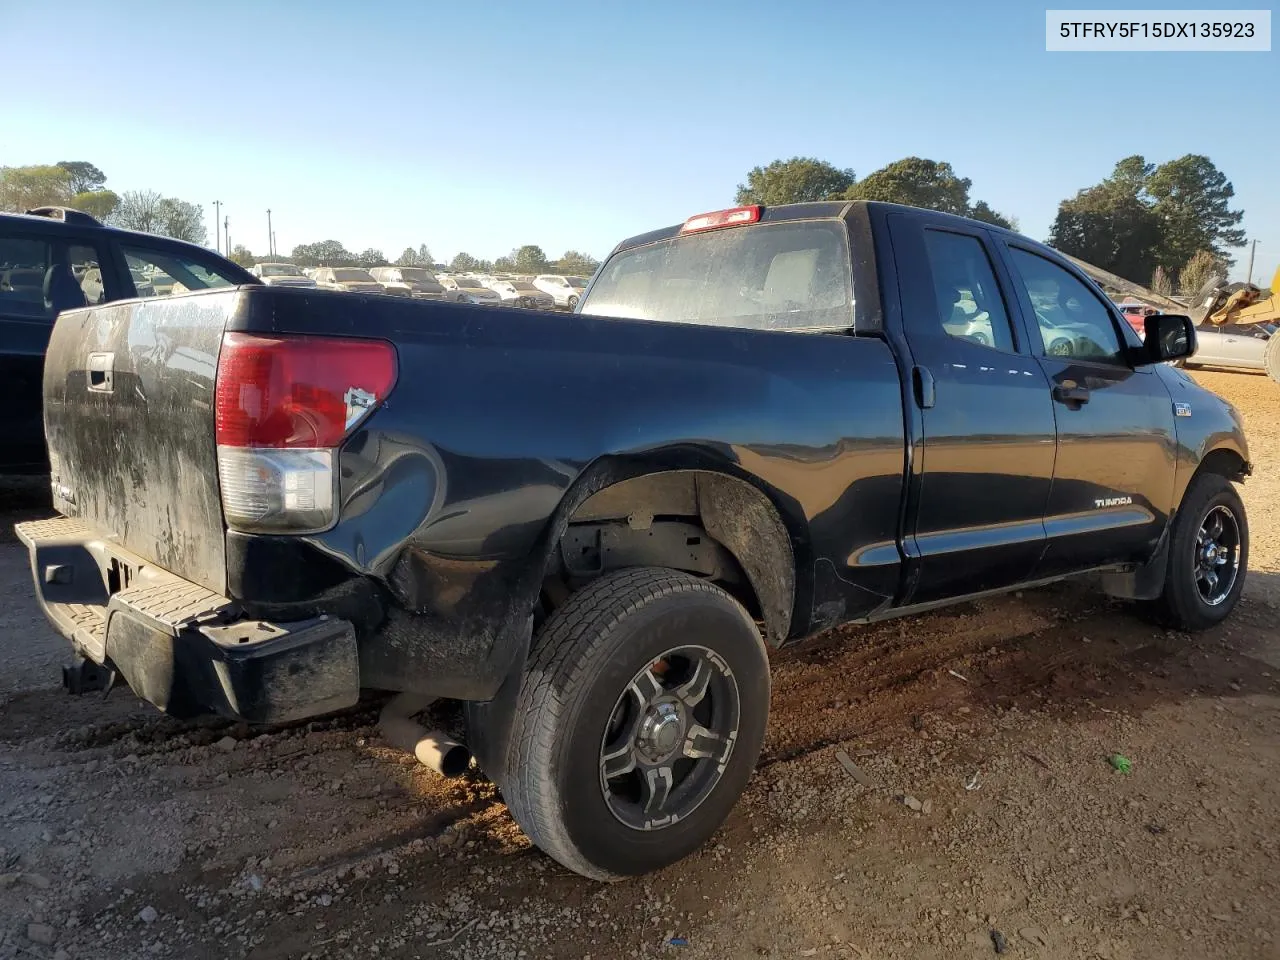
<box><xmin>70</xmin><ymin>244</ymin><xmax>108</xmax><ymax>305</ymax></box>
<box><xmin>921</xmin><ymin>230</ymin><xmax>1016</xmax><ymax>352</ymax></box>
<box><xmin>0</xmin><ymin>236</ymin><xmax>53</xmax><ymax>319</ymax></box>
<box><xmin>1007</xmin><ymin>248</ymin><xmax>1126</xmax><ymax>363</ymax></box>
<box><xmin>121</xmin><ymin>245</ymin><xmax>239</xmax><ymax>299</ymax></box>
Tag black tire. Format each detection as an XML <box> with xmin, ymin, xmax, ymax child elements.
<box><xmin>497</xmin><ymin>567</ymin><xmax>769</xmax><ymax>881</ymax></box>
<box><xmin>567</xmin><ymin>295</ymin><xmax>579</xmax><ymax>309</ymax></box>
<box><xmin>1151</xmin><ymin>472</ymin><xmax>1248</xmax><ymax>631</ymax></box>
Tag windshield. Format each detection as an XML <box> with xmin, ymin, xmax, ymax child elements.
<box><xmin>260</xmin><ymin>264</ymin><xmax>301</xmax><ymax>277</ymax></box>
<box><xmin>568</xmin><ymin>276</ymin><xmax>589</xmax><ymax>286</ymax></box>
<box><xmin>581</xmin><ymin>220</ymin><xmax>853</xmax><ymax>332</ymax></box>
<box><xmin>333</xmin><ymin>268</ymin><xmax>373</xmax><ymax>282</ymax></box>
<box><xmin>398</xmin><ymin>268</ymin><xmax>436</xmax><ymax>283</ymax></box>
<box><xmin>510</xmin><ymin>281</ymin><xmax>539</xmax><ymax>292</ymax></box>
<box><xmin>459</xmin><ymin>280</ymin><xmax>486</xmax><ymax>290</ymax></box>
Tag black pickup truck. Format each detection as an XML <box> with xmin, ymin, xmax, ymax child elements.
<box><xmin>17</xmin><ymin>201</ymin><xmax>1250</xmax><ymax>881</ymax></box>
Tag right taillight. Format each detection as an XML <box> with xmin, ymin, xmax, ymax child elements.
<box><xmin>214</xmin><ymin>332</ymin><xmax>397</xmax><ymax>534</ymax></box>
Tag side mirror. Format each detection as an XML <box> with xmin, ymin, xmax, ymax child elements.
<box><xmin>1139</xmin><ymin>314</ymin><xmax>1196</xmax><ymax>365</ymax></box>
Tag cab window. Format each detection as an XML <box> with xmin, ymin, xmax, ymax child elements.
<box><xmin>921</xmin><ymin>229</ymin><xmax>1016</xmax><ymax>352</ymax></box>
<box><xmin>1007</xmin><ymin>248</ymin><xmax>1125</xmax><ymax>363</ymax></box>
<box><xmin>121</xmin><ymin>245</ymin><xmax>239</xmax><ymax>299</ymax></box>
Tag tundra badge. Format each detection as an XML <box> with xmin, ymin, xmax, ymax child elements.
<box><xmin>1095</xmin><ymin>496</ymin><xmax>1133</xmax><ymax>508</ymax></box>
<box><xmin>1174</xmin><ymin>401</ymin><xmax>1192</xmax><ymax>417</ymax></box>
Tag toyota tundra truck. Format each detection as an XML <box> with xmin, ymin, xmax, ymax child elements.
<box><xmin>16</xmin><ymin>200</ymin><xmax>1250</xmax><ymax>881</ymax></box>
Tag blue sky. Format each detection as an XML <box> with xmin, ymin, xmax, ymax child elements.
<box><xmin>5</xmin><ymin>0</ymin><xmax>1276</xmax><ymax>283</ymax></box>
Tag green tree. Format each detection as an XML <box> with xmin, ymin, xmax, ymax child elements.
<box><xmin>968</xmin><ymin>200</ymin><xmax>1015</xmax><ymax>230</ymax></box>
<box><xmin>1047</xmin><ymin>157</ymin><xmax>1164</xmax><ymax>284</ymax></box>
<box><xmin>513</xmin><ymin>244</ymin><xmax>548</xmax><ymax>273</ymax></box>
<box><xmin>229</xmin><ymin>244</ymin><xmax>255</xmax><ymax>267</ymax></box>
<box><xmin>357</xmin><ymin>248</ymin><xmax>386</xmax><ymax>268</ymax></box>
<box><xmin>493</xmin><ymin>253</ymin><xmax>515</xmax><ymax>271</ymax></box>
<box><xmin>68</xmin><ymin>189</ymin><xmax>120</xmax><ymax>220</ymax></box>
<box><xmin>417</xmin><ymin>243</ymin><xmax>433</xmax><ymax>265</ymax></box>
<box><xmin>0</xmin><ymin>164</ymin><xmax>72</xmax><ymax>211</ymax></box>
<box><xmin>1146</xmin><ymin>154</ymin><xmax>1246</xmax><ymax>269</ymax></box>
<box><xmin>1178</xmin><ymin>249</ymin><xmax>1227</xmax><ymax>297</ymax></box>
<box><xmin>843</xmin><ymin>157</ymin><xmax>970</xmax><ymax>215</ymax></box>
<box><xmin>555</xmin><ymin>250</ymin><xmax>600</xmax><ymax>275</ymax></box>
<box><xmin>55</xmin><ymin>161</ymin><xmax>107</xmax><ymax>195</ymax></box>
<box><xmin>292</xmin><ymin>240</ymin><xmax>356</xmax><ymax>266</ymax></box>
<box><xmin>395</xmin><ymin>247</ymin><xmax>418</xmax><ymax>266</ymax></box>
<box><xmin>450</xmin><ymin>252</ymin><xmax>480</xmax><ymax>271</ymax></box>
<box><xmin>735</xmin><ymin>157</ymin><xmax>855</xmax><ymax>206</ymax></box>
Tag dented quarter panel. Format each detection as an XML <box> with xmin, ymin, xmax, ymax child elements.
<box><xmin>220</xmin><ymin>286</ymin><xmax>907</xmax><ymax>694</ymax></box>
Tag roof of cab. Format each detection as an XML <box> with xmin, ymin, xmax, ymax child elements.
<box><xmin>609</xmin><ymin>199</ymin><xmax>1024</xmax><ymax>257</ymax></box>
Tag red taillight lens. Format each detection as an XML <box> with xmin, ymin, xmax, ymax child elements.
<box><xmin>679</xmin><ymin>205</ymin><xmax>761</xmax><ymax>234</ymax></box>
<box><xmin>215</xmin><ymin>333</ymin><xmax>398</xmax><ymax>448</ymax></box>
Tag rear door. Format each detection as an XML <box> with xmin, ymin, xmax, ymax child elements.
<box><xmin>888</xmin><ymin>215</ymin><xmax>1058</xmax><ymax>605</ymax></box>
<box><xmin>1192</xmin><ymin>323</ymin><xmax>1227</xmax><ymax>366</ymax></box>
<box><xmin>0</xmin><ymin>229</ymin><xmax>116</xmax><ymax>471</ymax></box>
<box><xmin>996</xmin><ymin>242</ymin><xmax>1176</xmax><ymax>575</ymax></box>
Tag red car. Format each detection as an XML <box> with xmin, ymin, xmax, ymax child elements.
<box><xmin>1117</xmin><ymin>302</ymin><xmax>1157</xmax><ymax>338</ymax></box>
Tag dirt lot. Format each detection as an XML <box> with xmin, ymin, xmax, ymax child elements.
<box><xmin>2</xmin><ymin>370</ymin><xmax>1278</xmax><ymax>960</ymax></box>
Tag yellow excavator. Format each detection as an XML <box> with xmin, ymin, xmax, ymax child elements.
<box><xmin>1192</xmin><ymin>266</ymin><xmax>1280</xmax><ymax>380</ymax></box>
<box><xmin>1063</xmin><ymin>255</ymin><xmax>1280</xmax><ymax>382</ymax></box>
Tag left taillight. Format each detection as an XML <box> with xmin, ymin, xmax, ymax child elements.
<box><xmin>214</xmin><ymin>332</ymin><xmax>397</xmax><ymax>534</ymax></box>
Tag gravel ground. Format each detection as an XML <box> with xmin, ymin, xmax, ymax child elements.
<box><xmin>0</xmin><ymin>370</ymin><xmax>1277</xmax><ymax>960</ymax></box>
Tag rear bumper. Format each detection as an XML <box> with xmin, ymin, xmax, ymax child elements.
<box><xmin>15</xmin><ymin>517</ymin><xmax>359</xmax><ymax>724</ymax></box>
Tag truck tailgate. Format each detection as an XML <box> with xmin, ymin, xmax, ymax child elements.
<box><xmin>44</xmin><ymin>291</ymin><xmax>239</xmax><ymax>595</ymax></box>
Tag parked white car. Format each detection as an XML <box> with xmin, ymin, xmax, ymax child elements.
<box><xmin>313</xmin><ymin>267</ymin><xmax>391</xmax><ymax>295</ymax></box>
<box><xmin>251</xmin><ymin>262</ymin><xmax>317</xmax><ymax>288</ymax></box>
<box><xmin>487</xmin><ymin>279</ymin><xmax>554</xmax><ymax>310</ymax></box>
<box><xmin>533</xmin><ymin>274</ymin><xmax>588</xmax><ymax>309</ymax></box>
<box><xmin>368</xmin><ymin>266</ymin><xmax>445</xmax><ymax>299</ymax></box>
<box><xmin>438</xmin><ymin>276</ymin><xmax>504</xmax><ymax>304</ymax></box>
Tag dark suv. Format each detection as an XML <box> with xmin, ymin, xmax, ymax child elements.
<box><xmin>0</xmin><ymin>207</ymin><xmax>258</xmax><ymax>473</ymax></box>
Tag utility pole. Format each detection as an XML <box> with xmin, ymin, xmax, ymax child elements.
<box><xmin>224</xmin><ymin>216</ymin><xmax>230</xmax><ymax>257</ymax></box>
<box><xmin>213</xmin><ymin>200</ymin><xmax>222</xmax><ymax>253</ymax></box>
<box><xmin>271</xmin><ymin>231</ymin><xmax>277</xmax><ymax>257</ymax></box>
<box><xmin>1245</xmin><ymin>239</ymin><xmax>1258</xmax><ymax>285</ymax></box>
<box><xmin>267</xmin><ymin>209</ymin><xmax>274</xmax><ymax>256</ymax></box>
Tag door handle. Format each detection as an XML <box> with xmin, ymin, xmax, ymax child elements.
<box><xmin>912</xmin><ymin>366</ymin><xmax>935</xmax><ymax>409</ymax></box>
<box><xmin>1052</xmin><ymin>381</ymin><xmax>1089</xmax><ymax>407</ymax></box>
<box><xmin>87</xmin><ymin>352</ymin><xmax>114</xmax><ymax>393</ymax></box>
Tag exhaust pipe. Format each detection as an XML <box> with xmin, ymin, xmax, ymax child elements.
<box><xmin>378</xmin><ymin>694</ymin><xmax>471</xmax><ymax>778</ymax></box>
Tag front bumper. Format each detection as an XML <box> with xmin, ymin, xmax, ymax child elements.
<box><xmin>15</xmin><ymin>517</ymin><xmax>359</xmax><ymax>724</ymax></box>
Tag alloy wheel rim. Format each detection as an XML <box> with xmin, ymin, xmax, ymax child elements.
<box><xmin>1194</xmin><ymin>504</ymin><xmax>1241</xmax><ymax>606</ymax></box>
<box><xmin>599</xmin><ymin>645</ymin><xmax>739</xmax><ymax>831</ymax></box>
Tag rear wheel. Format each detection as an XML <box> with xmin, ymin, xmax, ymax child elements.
<box><xmin>496</xmin><ymin>567</ymin><xmax>769</xmax><ymax>881</ymax></box>
<box><xmin>1151</xmin><ymin>472</ymin><xmax>1248</xmax><ymax>631</ymax></box>
<box><xmin>567</xmin><ymin>295</ymin><xmax>580</xmax><ymax>309</ymax></box>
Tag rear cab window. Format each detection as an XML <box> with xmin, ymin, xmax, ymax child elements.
<box><xmin>581</xmin><ymin>220</ymin><xmax>853</xmax><ymax>332</ymax></box>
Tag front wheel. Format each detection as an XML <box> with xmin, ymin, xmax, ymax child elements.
<box><xmin>496</xmin><ymin>567</ymin><xmax>769</xmax><ymax>881</ymax></box>
<box><xmin>567</xmin><ymin>295</ymin><xmax>579</xmax><ymax>309</ymax></box>
<box><xmin>1151</xmin><ymin>472</ymin><xmax>1248</xmax><ymax>630</ymax></box>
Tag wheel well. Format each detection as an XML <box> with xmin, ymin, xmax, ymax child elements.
<box><xmin>552</xmin><ymin>471</ymin><xmax>795</xmax><ymax>645</ymax></box>
<box><xmin>1196</xmin><ymin>447</ymin><xmax>1249</xmax><ymax>484</ymax></box>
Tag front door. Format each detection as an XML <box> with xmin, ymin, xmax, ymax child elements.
<box><xmin>997</xmin><ymin>242</ymin><xmax>1177</xmax><ymax>576</ymax></box>
<box><xmin>889</xmin><ymin>216</ymin><xmax>1058</xmax><ymax>605</ymax></box>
